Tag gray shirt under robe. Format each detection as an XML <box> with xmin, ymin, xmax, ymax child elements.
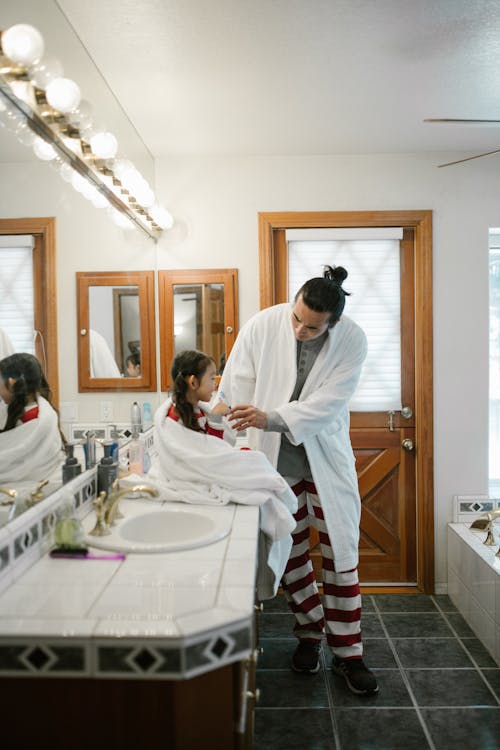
<box><xmin>265</xmin><ymin>330</ymin><xmax>329</xmax><ymax>481</ymax></box>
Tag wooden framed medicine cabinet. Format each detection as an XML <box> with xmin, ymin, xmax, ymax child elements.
<box><xmin>158</xmin><ymin>268</ymin><xmax>239</xmax><ymax>391</ymax></box>
<box><xmin>76</xmin><ymin>270</ymin><xmax>157</xmax><ymax>392</ymax></box>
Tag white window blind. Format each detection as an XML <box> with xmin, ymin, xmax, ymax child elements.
<box><xmin>0</xmin><ymin>235</ymin><xmax>35</xmax><ymax>354</ymax></box>
<box><xmin>488</xmin><ymin>228</ymin><xmax>500</xmax><ymax>494</ymax></box>
<box><xmin>286</xmin><ymin>228</ymin><xmax>402</xmax><ymax>411</ymax></box>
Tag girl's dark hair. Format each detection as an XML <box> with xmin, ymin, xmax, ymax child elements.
<box><xmin>0</xmin><ymin>353</ymin><xmax>54</xmax><ymax>432</ymax></box>
<box><xmin>170</xmin><ymin>350</ymin><xmax>215</xmax><ymax>432</ymax></box>
<box><xmin>295</xmin><ymin>265</ymin><xmax>351</xmax><ymax>325</ymax></box>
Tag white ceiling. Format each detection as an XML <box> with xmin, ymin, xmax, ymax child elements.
<box><xmin>4</xmin><ymin>0</ymin><xmax>500</xmax><ymax>161</ymax></box>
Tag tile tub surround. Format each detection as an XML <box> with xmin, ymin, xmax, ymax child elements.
<box><xmin>447</xmin><ymin>523</ymin><xmax>500</xmax><ymax>666</ymax></box>
<box><xmin>0</xmin><ymin>495</ymin><xmax>260</xmax><ymax>680</ymax></box>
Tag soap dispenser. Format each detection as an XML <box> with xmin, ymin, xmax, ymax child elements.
<box><xmin>128</xmin><ymin>427</ymin><xmax>143</xmax><ymax>475</ymax></box>
<box><xmin>97</xmin><ymin>440</ymin><xmax>118</xmax><ymax>497</ymax></box>
<box><xmin>131</xmin><ymin>401</ymin><xmax>142</xmax><ymax>433</ymax></box>
<box><xmin>62</xmin><ymin>442</ymin><xmax>82</xmax><ymax>484</ymax></box>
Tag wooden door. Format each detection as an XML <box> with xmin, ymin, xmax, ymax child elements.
<box><xmin>258</xmin><ymin>211</ymin><xmax>434</xmax><ymax>592</ymax></box>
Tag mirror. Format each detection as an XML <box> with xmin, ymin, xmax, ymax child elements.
<box><xmin>77</xmin><ymin>271</ymin><xmax>157</xmax><ymax>392</ymax></box>
<box><xmin>159</xmin><ymin>269</ymin><xmax>239</xmax><ymax>391</ymax></box>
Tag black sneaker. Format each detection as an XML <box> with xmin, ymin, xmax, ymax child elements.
<box><xmin>292</xmin><ymin>640</ymin><xmax>321</xmax><ymax>674</ymax></box>
<box><xmin>332</xmin><ymin>657</ymin><xmax>379</xmax><ymax>695</ymax></box>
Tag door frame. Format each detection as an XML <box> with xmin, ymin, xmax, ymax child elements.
<box><xmin>258</xmin><ymin>210</ymin><xmax>434</xmax><ymax>593</ymax></box>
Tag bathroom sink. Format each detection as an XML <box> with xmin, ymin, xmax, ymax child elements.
<box><xmin>85</xmin><ymin>502</ymin><xmax>232</xmax><ymax>553</ymax></box>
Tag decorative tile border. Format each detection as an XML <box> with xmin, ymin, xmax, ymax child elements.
<box><xmin>0</xmin><ymin>640</ymin><xmax>92</xmax><ymax>676</ymax></box>
<box><xmin>452</xmin><ymin>494</ymin><xmax>500</xmax><ymax>523</ymax></box>
<box><xmin>93</xmin><ymin>622</ymin><xmax>252</xmax><ymax>680</ymax></box>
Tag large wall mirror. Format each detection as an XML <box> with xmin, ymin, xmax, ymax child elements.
<box><xmin>158</xmin><ymin>269</ymin><xmax>239</xmax><ymax>391</ymax></box>
<box><xmin>77</xmin><ymin>271</ymin><xmax>156</xmax><ymax>392</ymax></box>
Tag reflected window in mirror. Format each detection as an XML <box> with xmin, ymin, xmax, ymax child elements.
<box><xmin>0</xmin><ymin>218</ymin><xmax>59</xmax><ymax>404</ymax></box>
<box><xmin>77</xmin><ymin>271</ymin><xmax>156</xmax><ymax>392</ymax></box>
<box><xmin>159</xmin><ymin>269</ymin><xmax>238</xmax><ymax>391</ymax></box>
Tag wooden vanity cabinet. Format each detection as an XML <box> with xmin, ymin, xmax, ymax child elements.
<box><xmin>1</xmin><ymin>657</ymin><xmax>255</xmax><ymax>750</ymax></box>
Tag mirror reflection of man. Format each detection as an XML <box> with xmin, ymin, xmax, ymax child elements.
<box><xmin>126</xmin><ymin>353</ymin><xmax>141</xmax><ymax>378</ymax></box>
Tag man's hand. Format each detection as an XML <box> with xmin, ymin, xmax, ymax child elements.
<box><xmin>227</xmin><ymin>404</ymin><xmax>268</xmax><ymax>431</ymax></box>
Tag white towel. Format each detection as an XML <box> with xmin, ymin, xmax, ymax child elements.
<box><xmin>142</xmin><ymin>399</ymin><xmax>298</xmax><ymax>599</ymax></box>
<box><xmin>0</xmin><ymin>396</ymin><xmax>64</xmax><ymax>484</ymax></box>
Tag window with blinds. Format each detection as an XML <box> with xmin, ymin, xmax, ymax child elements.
<box><xmin>0</xmin><ymin>235</ymin><xmax>35</xmax><ymax>355</ymax></box>
<box><xmin>286</xmin><ymin>228</ymin><xmax>403</xmax><ymax>411</ymax></box>
<box><xmin>489</xmin><ymin>228</ymin><xmax>500</xmax><ymax>495</ymax></box>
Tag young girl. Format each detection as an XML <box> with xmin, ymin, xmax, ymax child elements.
<box><xmin>168</xmin><ymin>349</ymin><xmax>230</xmax><ymax>440</ymax></box>
<box><xmin>0</xmin><ymin>353</ymin><xmax>65</xmax><ymax>483</ymax></box>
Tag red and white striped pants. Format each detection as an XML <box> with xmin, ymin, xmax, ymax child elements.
<box><xmin>281</xmin><ymin>478</ymin><xmax>363</xmax><ymax>659</ymax></box>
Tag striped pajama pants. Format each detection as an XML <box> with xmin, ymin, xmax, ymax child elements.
<box><xmin>281</xmin><ymin>478</ymin><xmax>363</xmax><ymax>660</ymax></box>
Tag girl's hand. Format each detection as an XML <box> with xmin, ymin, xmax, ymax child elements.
<box><xmin>211</xmin><ymin>401</ymin><xmax>230</xmax><ymax>416</ymax></box>
<box><xmin>227</xmin><ymin>404</ymin><xmax>268</xmax><ymax>431</ymax></box>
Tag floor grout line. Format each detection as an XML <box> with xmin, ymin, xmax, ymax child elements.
<box><xmin>369</xmin><ymin>596</ymin><xmax>437</xmax><ymax>750</ymax></box>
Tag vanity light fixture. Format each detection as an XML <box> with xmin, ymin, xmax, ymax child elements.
<box><xmin>0</xmin><ymin>23</ymin><xmax>173</xmax><ymax>241</ymax></box>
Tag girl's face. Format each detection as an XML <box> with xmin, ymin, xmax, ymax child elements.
<box><xmin>191</xmin><ymin>361</ymin><xmax>217</xmax><ymax>403</ymax></box>
<box><xmin>0</xmin><ymin>374</ymin><xmax>13</xmax><ymax>404</ymax></box>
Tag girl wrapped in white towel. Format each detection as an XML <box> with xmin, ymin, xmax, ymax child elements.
<box><xmin>0</xmin><ymin>353</ymin><xmax>65</xmax><ymax>484</ymax></box>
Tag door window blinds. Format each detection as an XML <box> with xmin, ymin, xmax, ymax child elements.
<box><xmin>286</xmin><ymin>228</ymin><xmax>403</xmax><ymax>411</ymax></box>
<box><xmin>0</xmin><ymin>235</ymin><xmax>35</xmax><ymax>355</ymax></box>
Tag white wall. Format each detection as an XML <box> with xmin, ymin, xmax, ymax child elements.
<box><xmin>1</xmin><ymin>150</ymin><xmax>498</xmax><ymax>590</ymax></box>
<box><xmin>155</xmin><ymin>152</ymin><xmax>497</xmax><ymax>591</ymax></box>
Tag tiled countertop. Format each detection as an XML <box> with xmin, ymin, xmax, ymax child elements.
<box><xmin>0</xmin><ymin>489</ymin><xmax>259</xmax><ymax>680</ymax></box>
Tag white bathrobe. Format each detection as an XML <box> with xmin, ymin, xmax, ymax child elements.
<box><xmin>146</xmin><ymin>398</ymin><xmax>298</xmax><ymax>599</ymax></box>
<box><xmin>217</xmin><ymin>303</ymin><xmax>367</xmax><ymax>572</ymax></box>
<box><xmin>0</xmin><ymin>396</ymin><xmax>64</xmax><ymax>484</ymax></box>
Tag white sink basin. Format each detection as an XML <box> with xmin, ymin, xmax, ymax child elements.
<box><xmin>85</xmin><ymin>501</ymin><xmax>232</xmax><ymax>553</ymax></box>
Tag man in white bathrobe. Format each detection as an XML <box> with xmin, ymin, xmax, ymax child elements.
<box><xmin>217</xmin><ymin>265</ymin><xmax>378</xmax><ymax>696</ymax></box>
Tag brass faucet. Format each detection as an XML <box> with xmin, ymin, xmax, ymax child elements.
<box><xmin>88</xmin><ymin>491</ymin><xmax>110</xmax><ymax>537</ymax></box>
<box><xmin>28</xmin><ymin>479</ymin><xmax>50</xmax><ymax>507</ymax></box>
<box><xmin>470</xmin><ymin>508</ymin><xmax>500</xmax><ymax>530</ymax></box>
<box><xmin>0</xmin><ymin>486</ymin><xmax>17</xmax><ymax>504</ymax></box>
<box><xmin>104</xmin><ymin>484</ymin><xmax>159</xmax><ymax>527</ymax></box>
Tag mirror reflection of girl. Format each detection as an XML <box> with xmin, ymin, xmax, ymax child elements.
<box><xmin>0</xmin><ymin>353</ymin><xmax>65</xmax><ymax>484</ymax></box>
<box><xmin>168</xmin><ymin>350</ymin><xmax>232</xmax><ymax>440</ymax></box>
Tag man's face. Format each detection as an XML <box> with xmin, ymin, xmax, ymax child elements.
<box><xmin>291</xmin><ymin>296</ymin><xmax>332</xmax><ymax>341</ymax></box>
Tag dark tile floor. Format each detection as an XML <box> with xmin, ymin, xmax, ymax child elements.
<box><xmin>253</xmin><ymin>593</ymin><xmax>500</xmax><ymax>750</ymax></box>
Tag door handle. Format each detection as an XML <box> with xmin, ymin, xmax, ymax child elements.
<box><xmin>401</xmin><ymin>406</ymin><xmax>413</xmax><ymax>419</ymax></box>
<box><xmin>402</xmin><ymin>438</ymin><xmax>414</xmax><ymax>451</ymax></box>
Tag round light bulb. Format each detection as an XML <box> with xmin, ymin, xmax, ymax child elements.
<box><xmin>113</xmin><ymin>158</ymin><xmax>134</xmax><ymax>181</ymax></box>
<box><xmin>2</xmin><ymin>24</ymin><xmax>44</xmax><ymax>66</ymax></box>
<box><xmin>150</xmin><ymin>205</ymin><xmax>174</xmax><ymax>230</ymax></box>
<box><xmin>91</xmin><ymin>191</ymin><xmax>109</xmax><ymax>209</ymax></box>
<box><xmin>134</xmin><ymin>185</ymin><xmax>155</xmax><ymax>208</ymax></box>
<box><xmin>90</xmin><ymin>131</ymin><xmax>118</xmax><ymax>159</ymax></box>
<box><xmin>33</xmin><ymin>136</ymin><xmax>57</xmax><ymax>161</ymax></box>
<box><xmin>59</xmin><ymin>162</ymin><xmax>74</xmax><ymax>183</ymax></box>
<box><xmin>71</xmin><ymin>171</ymin><xmax>88</xmax><ymax>194</ymax></box>
<box><xmin>46</xmin><ymin>77</ymin><xmax>81</xmax><ymax>113</ymax></box>
<box><xmin>67</xmin><ymin>99</ymin><xmax>93</xmax><ymax>129</ymax></box>
<box><xmin>110</xmin><ymin>208</ymin><xmax>134</xmax><ymax>230</ymax></box>
<box><xmin>29</xmin><ymin>56</ymin><xmax>63</xmax><ymax>89</ymax></box>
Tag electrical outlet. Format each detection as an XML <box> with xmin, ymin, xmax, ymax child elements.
<box><xmin>100</xmin><ymin>400</ymin><xmax>113</xmax><ymax>422</ymax></box>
